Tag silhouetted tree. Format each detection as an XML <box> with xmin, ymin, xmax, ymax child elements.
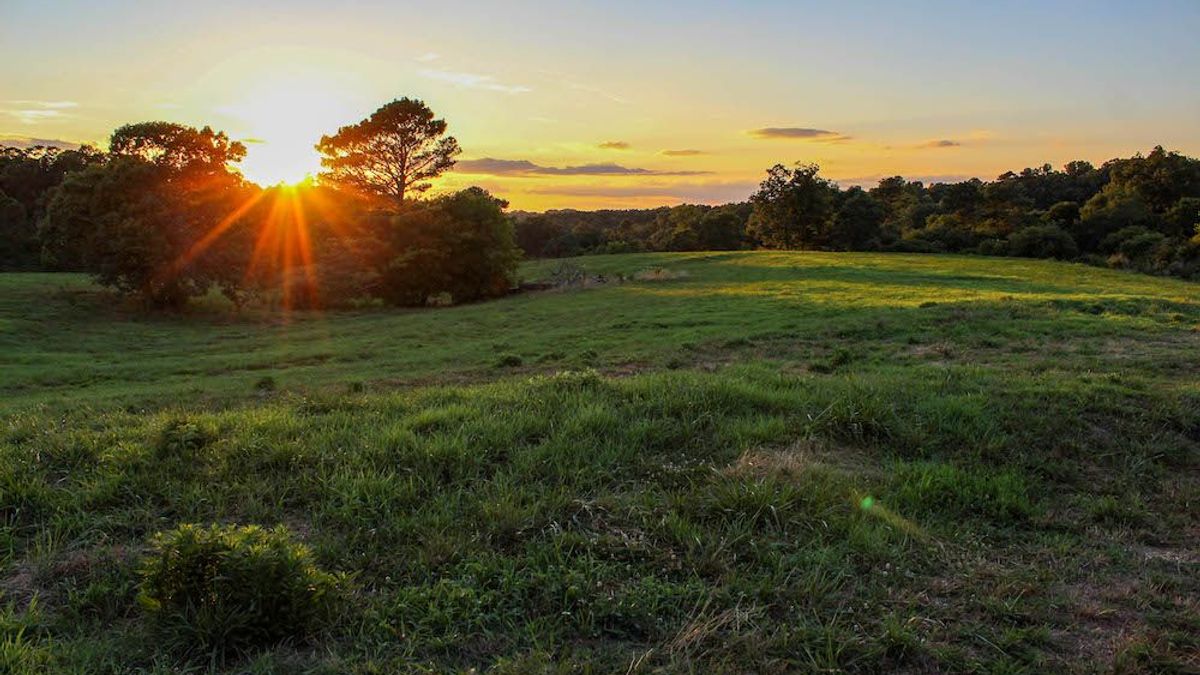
<box><xmin>316</xmin><ymin>98</ymin><xmax>461</xmax><ymax>207</ymax></box>
<box><xmin>0</xmin><ymin>144</ymin><xmax>105</xmax><ymax>269</ymax></box>
<box><xmin>110</xmin><ymin>122</ymin><xmax>246</xmax><ymax>177</ymax></box>
<box><xmin>40</xmin><ymin>141</ymin><xmax>254</xmax><ymax>307</ymax></box>
<box><xmin>748</xmin><ymin>163</ymin><xmax>835</xmax><ymax>249</ymax></box>
<box><xmin>1007</xmin><ymin>225</ymin><xmax>1078</xmax><ymax>260</ymax></box>
<box><xmin>370</xmin><ymin>187</ymin><xmax>519</xmax><ymax>305</ymax></box>
<box><xmin>828</xmin><ymin>188</ymin><xmax>884</xmax><ymax>250</ymax></box>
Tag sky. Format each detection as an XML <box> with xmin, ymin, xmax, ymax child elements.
<box><xmin>3</xmin><ymin>0</ymin><xmax>1199</xmax><ymax>210</ymax></box>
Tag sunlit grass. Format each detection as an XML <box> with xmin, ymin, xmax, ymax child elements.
<box><xmin>0</xmin><ymin>251</ymin><xmax>1197</xmax><ymax>671</ymax></box>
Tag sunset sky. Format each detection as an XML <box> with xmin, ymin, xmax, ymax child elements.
<box><xmin>3</xmin><ymin>0</ymin><xmax>1199</xmax><ymax>210</ymax></box>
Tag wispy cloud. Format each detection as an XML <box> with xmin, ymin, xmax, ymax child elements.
<box><xmin>530</xmin><ymin>181</ymin><xmax>757</xmax><ymax>203</ymax></box>
<box><xmin>456</xmin><ymin>157</ymin><xmax>711</xmax><ymax>177</ymax></box>
<box><xmin>749</xmin><ymin>127</ymin><xmax>852</xmax><ymax>143</ymax></box>
<box><xmin>0</xmin><ymin>136</ymin><xmax>80</xmax><ymax>150</ymax></box>
<box><xmin>418</xmin><ymin>68</ymin><xmax>530</xmax><ymax>94</ymax></box>
<box><xmin>8</xmin><ymin>100</ymin><xmax>77</xmax><ymax>109</ymax></box>
<box><xmin>598</xmin><ymin>140</ymin><xmax>630</xmax><ymax>150</ymax></box>
<box><xmin>2</xmin><ymin>100</ymin><xmax>78</xmax><ymax>124</ymax></box>
<box><xmin>415</xmin><ymin>52</ymin><xmax>440</xmax><ymax>63</ymax></box>
<box><xmin>661</xmin><ymin>149</ymin><xmax>706</xmax><ymax>156</ymax></box>
<box><xmin>916</xmin><ymin>139</ymin><xmax>962</xmax><ymax>149</ymax></box>
<box><xmin>567</xmin><ymin>82</ymin><xmax>628</xmax><ymax>104</ymax></box>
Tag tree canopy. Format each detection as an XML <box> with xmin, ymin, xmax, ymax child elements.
<box><xmin>316</xmin><ymin>98</ymin><xmax>461</xmax><ymax>207</ymax></box>
<box><xmin>110</xmin><ymin>122</ymin><xmax>247</xmax><ymax>177</ymax></box>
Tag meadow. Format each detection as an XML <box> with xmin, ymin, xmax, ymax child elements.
<box><xmin>2</xmin><ymin>251</ymin><xmax>1198</xmax><ymax>673</ymax></box>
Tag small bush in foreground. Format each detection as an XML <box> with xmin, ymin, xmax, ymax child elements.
<box><xmin>138</xmin><ymin>524</ymin><xmax>342</xmax><ymax>656</ymax></box>
<box><xmin>155</xmin><ymin>418</ymin><xmax>215</xmax><ymax>457</ymax></box>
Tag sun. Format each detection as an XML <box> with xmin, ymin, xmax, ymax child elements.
<box><xmin>219</xmin><ymin>75</ymin><xmax>362</xmax><ymax>187</ymax></box>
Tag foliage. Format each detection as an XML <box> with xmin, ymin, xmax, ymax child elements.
<box><xmin>1007</xmin><ymin>224</ymin><xmax>1079</xmax><ymax>260</ymax></box>
<box><xmin>316</xmin><ymin>98</ymin><xmax>461</xmax><ymax>207</ymax></box>
<box><xmin>747</xmin><ymin>162</ymin><xmax>836</xmax><ymax>249</ymax></box>
<box><xmin>501</xmin><ymin>147</ymin><xmax>1200</xmax><ymax>282</ymax></box>
<box><xmin>110</xmin><ymin>122</ymin><xmax>246</xmax><ymax>176</ymax></box>
<box><xmin>138</xmin><ymin>524</ymin><xmax>342</xmax><ymax>655</ymax></box>
<box><xmin>370</xmin><ymin>187</ymin><xmax>520</xmax><ymax>306</ymax></box>
<box><xmin>38</xmin><ymin>156</ymin><xmax>255</xmax><ymax>307</ymax></box>
<box><xmin>0</xmin><ymin>144</ymin><xmax>105</xmax><ymax>270</ymax></box>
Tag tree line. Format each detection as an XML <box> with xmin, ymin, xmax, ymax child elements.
<box><xmin>2</xmin><ymin>97</ymin><xmax>1198</xmax><ymax>310</ymax></box>
<box><xmin>514</xmin><ymin>149</ymin><xmax>1200</xmax><ymax>279</ymax></box>
<box><xmin>1</xmin><ymin>99</ymin><xmax>519</xmax><ymax>308</ymax></box>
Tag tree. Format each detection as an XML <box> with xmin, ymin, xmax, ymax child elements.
<box><xmin>40</xmin><ymin>154</ymin><xmax>254</xmax><ymax>307</ymax></box>
<box><xmin>1043</xmin><ymin>201</ymin><xmax>1081</xmax><ymax>228</ymax></box>
<box><xmin>747</xmin><ymin>163</ymin><xmax>835</xmax><ymax>249</ymax></box>
<box><xmin>110</xmin><ymin>122</ymin><xmax>246</xmax><ymax>177</ymax></box>
<box><xmin>828</xmin><ymin>188</ymin><xmax>884</xmax><ymax>250</ymax></box>
<box><xmin>316</xmin><ymin>98</ymin><xmax>461</xmax><ymax>207</ymax></box>
<box><xmin>1007</xmin><ymin>225</ymin><xmax>1079</xmax><ymax>260</ymax></box>
<box><xmin>370</xmin><ymin>187</ymin><xmax>520</xmax><ymax>306</ymax></box>
<box><xmin>695</xmin><ymin>204</ymin><xmax>748</xmax><ymax>250</ymax></box>
<box><xmin>1163</xmin><ymin>197</ymin><xmax>1200</xmax><ymax>238</ymax></box>
<box><xmin>0</xmin><ymin>144</ymin><xmax>106</xmax><ymax>269</ymax></box>
<box><xmin>1104</xmin><ymin>146</ymin><xmax>1200</xmax><ymax>213</ymax></box>
<box><xmin>1076</xmin><ymin>187</ymin><xmax>1156</xmax><ymax>252</ymax></box>
<box><xmin>0</xmin><ymin>191</ymin><xmax>31</xmax><ymax>270</ymax></box>
<box><xmin>513</xmin><ymin>215</ymin><xmax>566</xmax><ymax>258</ymax></box>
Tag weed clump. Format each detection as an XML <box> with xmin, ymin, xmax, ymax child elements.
<box><xmin>156</xmin><ymin>419</ymin><xmax>215</xmax><ymax>457</ymax></box>
<box><xmin>138</xmin><ymin>524</ymin><xmax>342</xmax><ymax>656</ymax></box>
<box><xmin>495</xmin><ymin>353</ymin><xmax>523</xmax><ymax>368</ymax></box>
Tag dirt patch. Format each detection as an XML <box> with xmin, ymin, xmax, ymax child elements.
<box><xmin>725</xmin><ymin>439</ymin><xmax>876</xmax><ymax>480</ymax></box>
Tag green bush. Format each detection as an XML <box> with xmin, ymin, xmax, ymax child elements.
<box><xmin>1007</xmin><ymin>224</ymin><xmax>1079</xmax><ymax>260</ymax></box>
<box><xmin>138</xmin><ymin>524</ymin><xmax>342</xmax><ymax>655</ymax></box>
<box><xmin>156</xmin><ymin>418</ymin><xmax>215</xmax><ymax>457</ymax></box>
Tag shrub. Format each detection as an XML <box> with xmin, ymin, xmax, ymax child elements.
<box><xmin>371</xmin><ymin>187</ymin><xmax>521</xmax><ymax>306</ymax></box>
<box><xmin>156</xmin><ymin>418</ymin><xmax>215</xmax><ymax>457</ymax></box>
<box><xmin>138</xmin><ymin>524</ymin><xmax>342</xmax><ymax>655</ymax></box>
<box><xmin>495</xmin><ymin>353</ymin><xmax>523</xmax><ymax>368</ymax></box>
<box><xmin>1007</xmin><ymin>224</ymin><xmax>1079</xmax><ymax>260</ymax></box>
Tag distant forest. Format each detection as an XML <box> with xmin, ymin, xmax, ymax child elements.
<box><xmin>512</xmin><ymin>147</ymin><xmax>1200</xmax><ymax>280</ymax></box>
<box><xmin>2</xmin><ymin>119</ymin><xmax>1198</xmax><ymax>312</ymax></box>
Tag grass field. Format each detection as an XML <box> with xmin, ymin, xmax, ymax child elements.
<box><xmin>2</xmin><ymin>251</ymin><xmax>1198</xmax><ymax>672</ymax></box>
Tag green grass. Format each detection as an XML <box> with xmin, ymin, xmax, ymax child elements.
<box><xmin>1</xmin><ymin>251</ymin><xmax>1197</xmax><ymax>672</ymax></box>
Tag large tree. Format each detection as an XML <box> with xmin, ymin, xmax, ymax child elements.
<box><xmin>41</xmin><ymin>123</ymin><xmax>255</xmax><ymax>306</ymax></box>
<box><xmin>368</xmin><ymin>187</ymin><xmax>519</xmax><ymax>306</ymax></box>
<box><xmin>747</xmin><ymin>163</ymin><xmax>836</xmax><ymax>249</ymax></box>
<box><xmin>110</xmin><ymin>122</ymin><xmax>246</xmax><ymax>177</ymax></box>
<box><xmin>316</xmin><ymin>98</ymin><xmax>461</xmax><ymax>208</ymax></box>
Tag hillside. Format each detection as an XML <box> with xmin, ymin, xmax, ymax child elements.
<box><xmin>2</xmin><ymin>251</ymin><xmax>1198</xmax><ymax>672</ymax></box>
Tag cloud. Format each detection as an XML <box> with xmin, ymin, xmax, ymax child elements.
<box><xmin>598</xmin><ymin>141</ymin><xmax>630</xmax><ymax>150</ymax></box>
<box><xmin>749</xmin><ymin>127</ymin><xmax>852</xmax><ymax>143</ymax></box>
<box><xmin>8</xmin><ymin>100</ymin><xmax>77</xmax><ymax>109</ymax></box>
<box><xmin>2</xmin><ymin>100</ymin><xmax>78</xmax><ymax>124</ymax></box>
<box><xmin>455</xmin><ymin>157</ymin><xmax>712</xmax><ymax>177</ymax></box>
<box><xmin>661</xmin><ymin>149</ymin><xmax>706</xmax><ymax>156</ymax></box>
<box><xmin>529</xmin><ymin>181</ymin><xmax>758</xmax><ymax>204</ymax></box>
<box><xmin>415</xmin><ymin>52</ymin><xmax>440</xmax><ymax>63</ymax></box>
<box><xmin>916</xmin><ymin>139</ymin><xmax>962</xmax><ymax>149</ymax></box>
<box><xmin>567</xmin><ymin>82</ymin><xmax>628</xmax><ymax>104</ymax></box>
<box><xmin>418</xmin><ymin>68</ymin><xmax>530</xmax><ymax>94</ymax></box>
<box><xmin>0</xmin><ymin>136</ymin><xmax>81</xmax><ymax>150</ymax></box>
